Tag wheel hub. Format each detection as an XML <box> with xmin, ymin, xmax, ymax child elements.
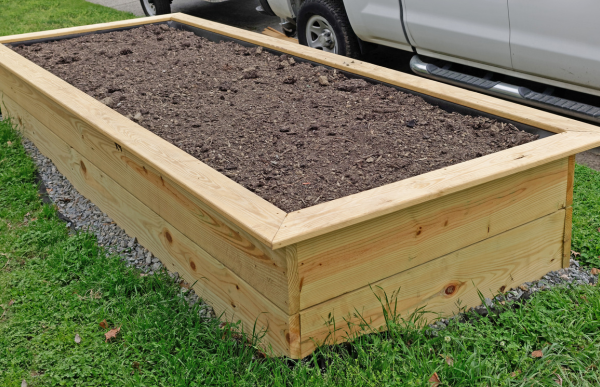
<box><xmin>305</xmin><ymin>15</ymin><xmax>338</xmax><ymax>54</ymax></box>
<box><xmin>318</xmin><ymin>30</ymin><xmax>334</xmax><ymax>49</ymax></box>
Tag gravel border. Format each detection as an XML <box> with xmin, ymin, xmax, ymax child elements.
<box><xmin>13</xmin><ymin>128</ymin><xmax>600</xmax><ymax>348</ymax></box>
<box><xmin>21</xmin><ymin>137</ymin><xmax>215</xmax><ymax>320</ymax></box>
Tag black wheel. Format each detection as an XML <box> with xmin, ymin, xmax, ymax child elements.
<box><xmin>140</xmin><ymin>0</ymin><xmax>171</xmax><ymax>16</ymax></box>
<box><xmin>297</xmin><ymin>0</ymin><xmax>360</xmax><ymax>58</ymax></box>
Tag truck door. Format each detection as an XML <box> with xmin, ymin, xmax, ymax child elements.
<box><xmin>403</xmin><ymin>0</ymin><xmax>512</xmax><ymax>69</ymax></box>
<box><xmin>343</xmin><ymin>0</ymin><xmax>412</xmax><ymax>51</ymax></box>
<box><xmin>508</xmin><ymin>0</ymin><xmax>600</xmax><ymax>91</ymax></box>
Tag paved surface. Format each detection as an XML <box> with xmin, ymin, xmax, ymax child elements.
<box><xmin>86</xmin><ymin>0</ymin><xmax>280</xmax><ymax>32</ymax></box>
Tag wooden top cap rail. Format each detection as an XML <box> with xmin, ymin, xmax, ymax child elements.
<box><xmin>2</xmin><ymin>14</ymin><xmax>600</xmax><ymax>249</ymax></box>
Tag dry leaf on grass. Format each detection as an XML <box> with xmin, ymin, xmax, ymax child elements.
<box><xmin>591</xmin><ymin>268</ymin><xmax>600</xmax><ymax>275</ymax></box>
<box><xmin>99</xmin><ymin>319</ymin><xmax>108</xmax><ymax>329</ymax></box>
<box><xmin>21</xmin><ymin>380</ymin><xmax>27</xmax><ymax>387</ymax></box>
<box><xmin>105</xmin><ymin>327</ymin><xmax>121</xmax><ymax>342</ymax></box>
<box><xmin>7</xmin><ymin>141</ymin><xmax>12</xmax><ymax>146</ymax></box>
<box><xmin>438</xmin><ymin>354</ymin><xmax>454</xmax><ymax>366</ymax></box>
<box><xmin>8</xmin><ymin>299</ymin><xmax>14</xmax><ymax>307</ymax></box>
<box><xmin>571</xmin><ymin>250</ymin><xmax>581</xmax><ymax>257</ymax></box>
<box><xmin>428</xmin><ymin>372</ymin><xmax>441</xmax><ymax>386</ymax></box>
<box><xmin>532</xmin><ymin>350</ymin><xmax>543</xmax><ymax>358</ymax></box>
<box><xmin>74</xmin><ymin>334</ymin><xmax>81</xmax><ymax>344</ymax></box>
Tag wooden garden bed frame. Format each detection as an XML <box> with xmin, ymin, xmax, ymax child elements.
<box><xmin>2</xmin><ymin>14</ymin><xmax>600</xmax><ymax>358</ymax></box>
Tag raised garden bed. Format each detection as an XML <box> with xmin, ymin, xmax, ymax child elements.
<box><xmin>1</xmin><ymin>14</ymin><xmax>600</xmax><ymax>358</ymax></box>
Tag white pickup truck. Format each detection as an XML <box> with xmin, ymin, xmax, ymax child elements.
<box><xmin>255</xmin><ymin>0</ymin><xmax>600</xmax><ymax>122</ymax></box>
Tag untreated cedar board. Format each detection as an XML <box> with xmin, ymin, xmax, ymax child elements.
<box><xmin>296</xmin><ymin>158</ymin><xmax>568</xmax><ymax>309</ymax></box>
<box><xmin>0</xmin><ymin>55</ymin><xmax>296</xmax><ymax>314</ymax></box>
<box><xmin>299</xmin><ymin>210</ymin><xmax>565</xmax><ymax>358</ymax></box>
<box><xmin>171</xmin><ymin>13</ymin><xmax>600</xmax><ymax>136</ymax></box>
<box><xmin>274</xmin><ymin>131</ymin><xmax>600</xmax><ymax>248</ymax></box>
<box><xmin>5</xmin><ymin>97</ymin><xmax>299</xmax><ymax>358</ymax></box>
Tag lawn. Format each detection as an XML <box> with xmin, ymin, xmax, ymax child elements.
<box><xmin>0</xmin><ymin>0</ymin><xmax>136</xmax><ymax>37</ymax></box>
<box><xmin>2</xmin><ymin>1</ymin><xmax>600</xmax><ymax>385</ymax></box>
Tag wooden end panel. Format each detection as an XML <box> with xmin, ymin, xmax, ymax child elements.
<box><xmin>0</xmin><ymin>80</ymin><xmax>291</xmax><ymax>313</ymax></box>
<box><xmin>14</xmin><ymin>105</ymin><xmax>294</xmax><ymax>357</ymax></box>
<box><xmin>298</xmin><ymin>209</ymin><xmax>565</xmax><ymax>358</ymax></box>
<box><xmin>296</xmin><ymin>158</ymin><xmax>568</xmax><ymax>309</ymax></box>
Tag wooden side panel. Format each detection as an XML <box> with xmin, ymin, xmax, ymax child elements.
<box><xmin>7</xmin><ymin>97</ymin><xmax>296</xmax><ymax>357</ymax></box>
<box><xmin>0</xmin><ymin>72</ymin><xmax>294</xmax><ymax>313</ymax></box>
<box><xmin>274</xmin><ymin>132</ymin><xmax>600</xmax><ymax>248</ymax></box>
<box><xmin>299</xmin><ymin>210</ymin><xmax>565</xmax><ymax>358</ymax></box>
<box><xmin>296</xmin><ymin>159</ymin><xmax>568</xmax><ymax>309</ymax></box>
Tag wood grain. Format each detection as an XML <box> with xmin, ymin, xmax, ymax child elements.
<box><xmin>296</xmin><ymin>158</ymin><xmax>569</xmax><ymax>309</ymax></box>
<box><xmin>299</xmin><ymin>210</ymin><xmax>565</xmax><ymax>358</ymax></box>
<box><xmin>0</xmin><ymin>15</ymin><xmax>172</xmax><ymax>44</ymax></box>
<box><xmin>172</xmin><ymin>13</ymin><xmax>600</xmax><ymax>136</ymax></box>
<box><xmin>274</xmin><ymin>132</ymin><xmax>600</xmax><ymax>247</ymax></box>
<box><xmin>7</xmin><ymin>97</ymin><xmax>296</xmax><ymax>357</ymax></box>
<box><xmin>0</xmin><ymin>54</ymin><xmax>295</xmax><ymax>312</ymax></box>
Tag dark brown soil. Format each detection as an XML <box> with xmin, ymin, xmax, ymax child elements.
<box><xmin>13</xmin><ymin>25</ymin><xmax>539</xmax><ymax>212</ymax></box>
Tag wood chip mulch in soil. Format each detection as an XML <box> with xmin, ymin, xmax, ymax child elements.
<box><xmin>13</xmin><ymin>25</ymin><xmax>539</xmax><ymax>212</ymax></box>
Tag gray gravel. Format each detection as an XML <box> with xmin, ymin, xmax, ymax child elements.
<box><xmin>429</xmin><ymin>257</ymin><xmax>598</xmax><ymax>334</ymax></box>
<box><xmin>17</xmin><ymin>135</ymin><xmax>600</xmax><ymax>343</ymax></box>
<box><xmin>21</xmin><ymin>138</ymin><xmax>215</xmax><ymax>320</ymax></box>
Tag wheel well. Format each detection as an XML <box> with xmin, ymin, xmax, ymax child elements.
<box><xmin>293</xmin><ymin>0</ymin><xmax>348</xmax><ymax>19</ymax></box>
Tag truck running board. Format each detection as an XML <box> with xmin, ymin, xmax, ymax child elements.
<box><xmin>410</xmin><ymin>55</ymin><xmax>600</xmax><ymax>124</ymax></box>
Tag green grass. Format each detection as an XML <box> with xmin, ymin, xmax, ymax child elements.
<box><xmin>572</xmin><ymin>164</ymin><xmax>600</xmax><ymax>268</ymax></box>
<box><xmin>2</xmin><ymin>117</ymin><xmax>600</xmax><ymax>386</ymax></box>
<box><xmin>0</xmin><ymin>0</ymin><xmax>136</xmax><ymax>37</ymax></box>
<box><xmin>2</xmin><ymin>3</ymin><xmax>600</xmax><ymax>385</ymax></box>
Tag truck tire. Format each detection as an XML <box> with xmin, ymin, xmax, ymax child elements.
<box><xmin>140</xmin><ymin>0</ymin><xmax>171</xmax><ymax>16</ymax></box>
<box><xmin>297</xmin><ymin>0</ymin><xmax>360</xmax><ymax>58</ymax></box>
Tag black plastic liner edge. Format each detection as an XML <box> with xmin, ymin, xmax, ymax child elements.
<box><xmin>4</xmin><ymin>20</ymin><xmax>552</xmax><ymax>139</ymax></box>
